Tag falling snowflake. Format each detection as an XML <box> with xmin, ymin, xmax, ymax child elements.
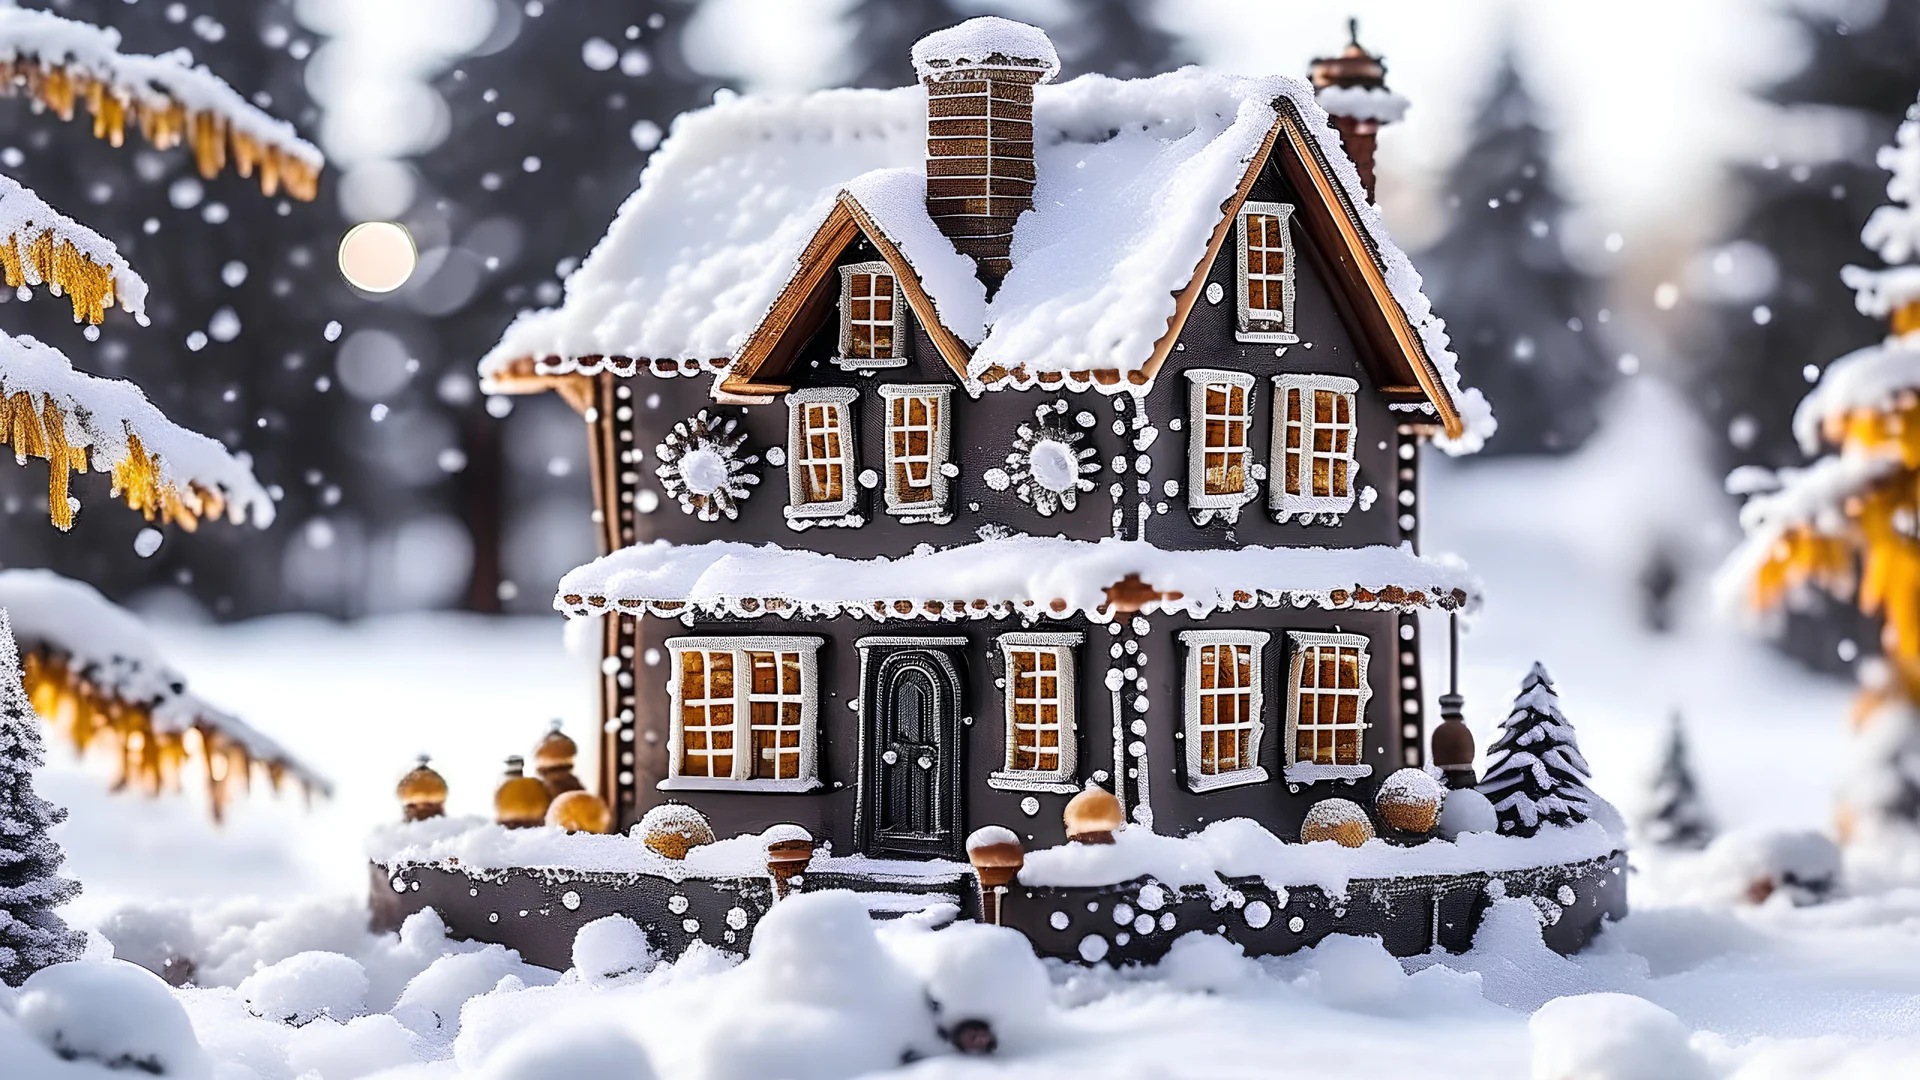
<box><xmin>1006</xmin><ymin>405</ymin><xmax>1098</xmax><ymax>516</ymax></box>
<box><xmin>655</xmin><ymin>410</ymin><xmax>759</xmax><ymax>521</ymax></box>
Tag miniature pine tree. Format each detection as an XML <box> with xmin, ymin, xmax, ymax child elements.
<box><xmin>0</xmin><ymin>609</ymin><xmax>85</xmax><ymax>985</ymax></box>
<box><xmin>1477</xmin><ymin>663</ymin><xmax>1594</xmax><ymax>837</ymax></box>
<box><xmin>1638</xmin><ymin>714</ymin><xmax>1715</xmax><ymax>850</ymax></box>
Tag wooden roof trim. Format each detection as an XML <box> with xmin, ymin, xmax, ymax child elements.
<box><xmin>838</xmin><ymin>194</ymin><xmax>975</xmax><ymax>382</ymax></box>
<box><xmin>1132</xmin><ymin>114</ymin><xmax>1285</xmax><ymax>389</ymax></box>
<box><xmin>718</xmin><ymin>202</ymin><xmax>864</xmax><ymax>396</ymax></box>
<box><xmin>717</xmin><ymin>194</ymin><xmax>976</xmax><ymax>397</ymax></box>
<box><xmin>1269</xmin><ymin>100</ymin><xmax>1463</xmax><ymax>438</ymax></box>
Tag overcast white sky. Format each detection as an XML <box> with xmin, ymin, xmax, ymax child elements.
<box><xmin>686</xmin><ymin>0</ymin><xmax>1831</xmax><ymax>241</ymax></box>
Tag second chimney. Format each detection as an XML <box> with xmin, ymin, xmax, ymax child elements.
<box><xmin>912</xmin><ymin>18</ymin><xmax>1059</xmax><ymax>283</ymax></box>
<box><xmin>1308</xmin><ymin>21</ymin><xmax>1403</xmax><ymax>202</ymax></box>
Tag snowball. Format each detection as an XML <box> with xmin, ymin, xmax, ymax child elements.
<box><xmin>478</xmin><ymin>1017</ymin><xmax>657</xmax><ymax>1080</ymax></box>
<box><xmin>286</xmin><ymin>1013</ymin><xmax>419</xmax><ymax>1078</ymax></box>
<box><xmin>392</xmin><ymin>945</ymin><xmax>552</xmax><ymax>1042</ymax></box>
<box><xmin>572</xmin><ymin>915</ymin><xmax>657</xmax><ymax>984</ymax></box>
<box><xmin>14</xmin><ymin>960</ymin><xmax>212</xmax><ymax>1079</ymax></box>
<box><xmin>1438</xmin><ymin>787</ymin><xmax>1499</xmax><ymax>840</ymax></box>
<box><xmin>1529</xmin><ymin>993</ymin><xmax>1710</xmax><ymax>1080</ymax></box>
<box><xmin>133</xmin><ymin>527</ymin><xmax>164</xmax><ymax>557</ymax></box>
<box><xmin>237</xmin><ymin>950</ymin><xmax>368</xmax><ymax>1025</ymax></box>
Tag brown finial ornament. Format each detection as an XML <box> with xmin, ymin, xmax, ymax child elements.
<box><xmin>1308</xmin><ymin>19</ymin><xmax>1396</xmax><ymax>200</ymax></box>
<box><xmin>396</xmin><ymin>755</ymin><xmax>447</xmax><ymax>822</ymax></box>
<box><xmin>1431</xmin><ymin>614</ymin><xmax>1478</xmax><ymax>789</ymax></box>
<box><xmin>1064</xmin><ymin>782</ymin><xmax>1124</xmax><ymax>844</ymax></box>
<box><xmin>966</xmin><ymin>826</ymin><xmax>1025</xmax><ymax>925</ymax></box>
<box><xmin>764</xmin><ymin>824</ymin><xmax>815</xmax><ymax>900</ymax></box>
<box><xmin>494</xmin><ymin>755</ymin><xmax>550</xmax><ymax>829</ymax></box>
<box><xmin>533</xmin><ymin>720</ymin><xmax>584</xmax><ymax>796</ymax></box>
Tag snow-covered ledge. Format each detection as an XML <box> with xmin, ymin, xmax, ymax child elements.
<box><xmin>1283</xmin><ymin>762</ymin><xmax>1372</xmax><ymax>785</ymax></box>
<box><xmin>1018</xmin><ymin>816</ymin><xmax>1622</xmax><ymax>900</ymax></box>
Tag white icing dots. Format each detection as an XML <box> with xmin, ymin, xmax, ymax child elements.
<box><xmin>1136</xmin><ymin>883</ymin><xmax>1166</xmax><ymax>912</ymax></box>
<box><xmin>1078</xmin><ymin>934</ymin><xmax>1110</xmax><ymax>963</ymax></box>
<box><xmin>1020</xmin><ymin>796</ymin><xmax>1040</xmax><ymax>817</ymax></box>
<box><xmin>561</xmin><ymin>890</ymin><xmax>581</xmax><ymax>911</ymax></box>
<box><xmin>1288</xmin><ymin>916</ymin><xmax>1305</xmax><ymax>933</ymax></box>
<box><xmin>727</xmin><ymin>907</ymin><xmax>749</xmax><ymax>930</ymax></box>
<box><xmin>984</xmin><ymin>467</ymin><xmax>1012</xmax><ymax>491</ymax></box>
<box><xmin>1050</xmin><ymin>911</ymin><xmax>1070</xmax><ymax>930</ymax></box>
<box><xmin>1244</xmin><ymin>900</ymin><xmax>1272</xmax><ymax>929</ymax></box>
<box><xmin>668</xmin><ymin>894</ymin><xmax>689</xmax><ymax>914</ymax></box>
<box><xmin>1112</xmin><ymin>902</ymin><xmax>1135</xmax><ymax>926</ymax></box>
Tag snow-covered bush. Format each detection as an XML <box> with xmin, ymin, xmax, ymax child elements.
<box><xmin>572</xmin><ymin>914</ymin><xmax>656</xmax><ymax>984</ymax></box>
<box><xmin>882</xmin><ymin>919</ymin><xmax>1054</xmax><ymax>1052</ymax></box>
<box><xmin>12</xmin><ymin>960</ymin><xmax>211</xmax><ymax>1078</ymax></box>
<box><xmin>1529</xmin><ymin>993</ymin><xmax>1710</xmax><ymax>1080</ymax></box>
<box><xmin>237</xmin><ymin>950</ymin><xmax>368</xmax><ymax>1025</ymax></box>
<box><xmin>1648</xmin><ymin>828</ymin><xmax>1840</xmax><ymax>908</ymax></box>
<box><xmin>1438</xmin><ymin>787</ymin><xmax>1499</xmax><ymax>840</ymax></box>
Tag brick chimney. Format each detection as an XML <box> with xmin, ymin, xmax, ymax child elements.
<box><xmin>1309</xmin><ymin>20</ymin><xmax>1403</xmax><ymax>201</ymax></box>
<box><xmin>912</xmin><ymin>18</ymin><xmax>1059</xmax><ymax>283</ymax></box>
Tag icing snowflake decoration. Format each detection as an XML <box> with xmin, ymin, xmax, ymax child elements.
<box><xmin>655</xmin><ymin>410</ymin><xmax>759</xmax><ymax>521</ymax></box>
<box><xmin>1005</xmin><ymin>404</ymin><xmax>1098</xmax><ymax>516</ymax></box>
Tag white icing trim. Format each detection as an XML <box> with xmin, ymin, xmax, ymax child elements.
<box><xmin>1283</xmin><ymin>630</ymin><xmax>1373</xmax><ymax>776</ymax></box>
<box><xmin>1185</xmin><ymin>369</ymin><xmax>1259</xmax><ymax>522</ymax></box>
<box><xmin>855</xmin><ymin>635</ymin><xmax>970</xmax><ymax>648</ymax></box>
<box><xmin>991</xmin><ymin>631</ymin><xmax>1083</xmax><ymax>790</ymax></box>
<box><xmin>663</xmin><ymin>635</ymin><xmax>825</xmax><ymax>791</ymax></box>
<box><xmin>836</xmin><ymin>260</ymin><xmax>909</xmax><ymax>369</ymax></box>
<box><xmin>1236</xmin><ymin>200</ymin><xmax>1298</xmax><ymax>343</ymax></box>
<box><xmin>1178</xmin><ymin>629</ymin><xmax>1271</xmax><ymax>793</ymax></box>
<box><xmin>1270</xmin><ymin>374</ymin><xmax>1360</xmax><ymax>520</ymax></box>
<box><xmin>1283</xmin><ymin>762</ymin><xmax>1371</xmax><ymax>784</ymax></box>
<box><xmin>785</xmin><ymin>387</ymin><xmax>861</xmax><ymax>522</ymax></box>
<box><xmin>878</xmin><ymin>384</ymin><xmax>954</xmax><ymax>522</ymax></box>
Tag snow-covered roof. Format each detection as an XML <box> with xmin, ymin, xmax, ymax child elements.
<box><xmin>910</xmin><ymin>16</ymin><xmax>1060</xmax><ymax>81</ymax></box>
<box><xmin>0</xmin><ymin>7</ymin><xmax>321</xmax><ymax>198</ymax></box>
<box><xmin>0</xmin><ymin>569</ymin><xmax>328</xmax><ymax>796</ymax></box>
<box><xmin>479</xmin><ymin>63</ymin><xmax>1492</xmax><ymax>448</ymax></box>
<box><xmin>0</xmin><ymin>329</ymin><xmax>273</xmax><ymax>530</ymax></box>
<box><xmin>555</xmin><ymin>534</ymin><xmax>1478</xmax><ymax>623</ymax></box>
<box><xmin>0</xmin><ymin>173</ymin><xmax>147</xmax><ymax>324</ymax></box>
<box><xmin>1792</xmin><ymin>333</ymin><xmax>1920</xmax><ymax>454</ymax></box>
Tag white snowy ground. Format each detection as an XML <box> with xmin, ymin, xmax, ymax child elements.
<box><xmin>14</xmin><ymin>379</ymin><xmax>1920</xmax><ymax>1078</ymax></box>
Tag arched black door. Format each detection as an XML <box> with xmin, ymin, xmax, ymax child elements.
<box><xmin>857</xmin><ymin>641</ymin><xmax>964</xmax><ymax>859</ymax></box>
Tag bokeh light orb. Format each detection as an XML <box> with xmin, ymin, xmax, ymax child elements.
<box><xmin>338</xmin><ymin>221</ymin><xmax>418</xmax><ymax>293</ymax></box>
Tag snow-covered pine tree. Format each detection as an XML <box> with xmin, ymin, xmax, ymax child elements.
<box><xmin>1415</xmin><ymin>45</ymin><xmax>1613</xmax><ymax>455</ymax></box>
<box><xmin>408</xmin><ymin>0</ymin><xmax>715</xmax><ymax>611</ymax></box>
<box><xmin>1638</xmin><ymin>714</ymin><xmax>1715</xmax><ymax>850</ymax></box>
<box><xmin>0</xmin><ymin>609</ymin><xmax>84</xmax><ymax>985</ymax></box>
<box><xmin>1725</xmin><ymin>92</ymin><xmax>1920</xmax><ymax>844</ymax></box>
<box><xmin>1477</xmin><ymin>663</ymin><xmax>1595</xmax><ymax>837</ymax></box>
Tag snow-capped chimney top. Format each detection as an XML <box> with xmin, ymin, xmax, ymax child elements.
<box><xmin>915</xmin><ymin>18</ymin><xmax>1059</xmax><ymax>283</ymax></box>
<box><xmin>1308</xmin><ymin>20</ymin><xmax>1402</xmax><ymax>201</ymax></box>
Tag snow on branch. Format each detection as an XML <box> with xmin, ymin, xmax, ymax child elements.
<box><xmin>0</xmin><ymin>172</ymin><xmax>146</xmax><ymax>324</ymax></box>
<box><xmin>1</xmin><ymin>569</ymin><xmax>329</xmax><ymax>820</ymax></box>
<box><xmin>0</xmin><ymin>7</ymin><xmax>322</xmax><ymax>200</ymax></box>
<box><xmin>0</xmin><ymin>329</ymin><xmax>272</xmax><ymax>530</ymax></box>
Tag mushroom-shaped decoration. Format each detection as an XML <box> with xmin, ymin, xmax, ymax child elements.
<box><xmin>966</xmin><ymin>825</ymin><xmax>1024</xmax><ymax>925</ymax></box>
<box><xmin>1300</xmin><ymin>797</ymin><xmax>1375</xmax><ymax>848</ymax></box>
<box><xmin>633</xmin><ymin>803</ymin><xmax>716</xmax><ymax>860</ymax></box>
<box><xmin>546</xmin><ymin>789</ymin><xmax>613</xmax><ymax>834</ymax></box>
<box><xmin>764</xmin><ymin>824</ymin><xmax>815</xmax><ymax>901</ymax></box>
<box><xmin>1064</xmin><ymin>782</ymin><xmax>1123</xmax><ymax>844</ymax></box>
<box><xmin>494</xmin><ymin>755</ymin><xmax>551</xmax><ymax>829</ymax></box>
<box><xmin>533</xmin><ymin>720</ymin><xmax>584</xmax><ymax>796</ymax></box>
<box><xmin>396</xmin><ymin>755</ymin><xmax>447</xmax><ymax>822</ymax></box>
<box><xmin>1375</xmin><ymin>767</ymin><xmax>1445</xmax><ymax>835</ymax></box>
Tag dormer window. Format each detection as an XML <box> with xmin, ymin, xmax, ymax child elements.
<box><xmin>1236</xmin><ymin>201</ymin><xmax>1297</xmax><ymax>342</ymax></box>
<box><xmin>838</xmin><ymin>261</ymin><xmax>908</xmax><ymax>367</ymax></box>
<box><xmin>1269</xmin><ymin>374</ymin><xmax>1359</xmax><ymax>521</ymax></box>
<box><xmin>1185</xmin><ymin>369</ymin><xmax>1258</xmax><ymax>523</ymax></box>
<box><xmin>785</xmin><ymin>387</ymin><xmax>860</xmax><ymax>524</ymax></box>
<box><xmin>879</xmin><ymin>384</ymin><xmax>953</xmax><ymax>522</ymax></box>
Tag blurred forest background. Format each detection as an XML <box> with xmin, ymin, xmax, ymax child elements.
<box><xmin>0</xmin><ymin>0</ymin><xmax>1908</xmax><ymax>681</ymax></box>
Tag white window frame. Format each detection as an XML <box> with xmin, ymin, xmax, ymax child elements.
<box><xmin>662</xmin><ymin>636</ymin><xmax>825</xmax><ymax>792</ymax></box>
<box><xmin>989</xmin><ymin>632</ymin><xmax>1083</xmax><ymax>794</ymax></box>
<box><xmin>1236</xmin><ymin>200</ymin><xmax>1298</xmax><ymax>343</ymax></box>
<box><xmin>1283</xmin><ymin>631</ymin><xmax>1374</xmax><ymax>784</ymax></box>
<box><xmin>837</xmin><ymin>260</ymin><xmax>909</xmax><ymax>368</ymax></box>
<box><xmin>878</xmin><ymin>384</ymin><xmax>953</xmax><ymax>522</ymax></box>
<box><xmin>785</xmin><ymin>387</ymin><xmax>860</xmax><ymax>522</ymax></box>
<box><xmin>1269</xmin><ymin>373</ymin><xmax>1360</xmax><ymax>519</ymax></box>
<box><xmin>1185</xmin><ymin>369</ymin><xmax>1259</xmax><ymax>515</ymax></box>
<box><xmin>1179</xmin><ymin>629</ymin><xmax>1271</xmax><ymax>793</ymax></box>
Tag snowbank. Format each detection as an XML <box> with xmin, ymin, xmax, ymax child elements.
<box><xmin>1019</xmin><ymin>815</ymin><xmax>1620</xmax><ymax>897</ymax></box>
<box><xmin>556</xmin><ymin>534</ymin><xmax>1479</xmax><ymax>623</ymax></box>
